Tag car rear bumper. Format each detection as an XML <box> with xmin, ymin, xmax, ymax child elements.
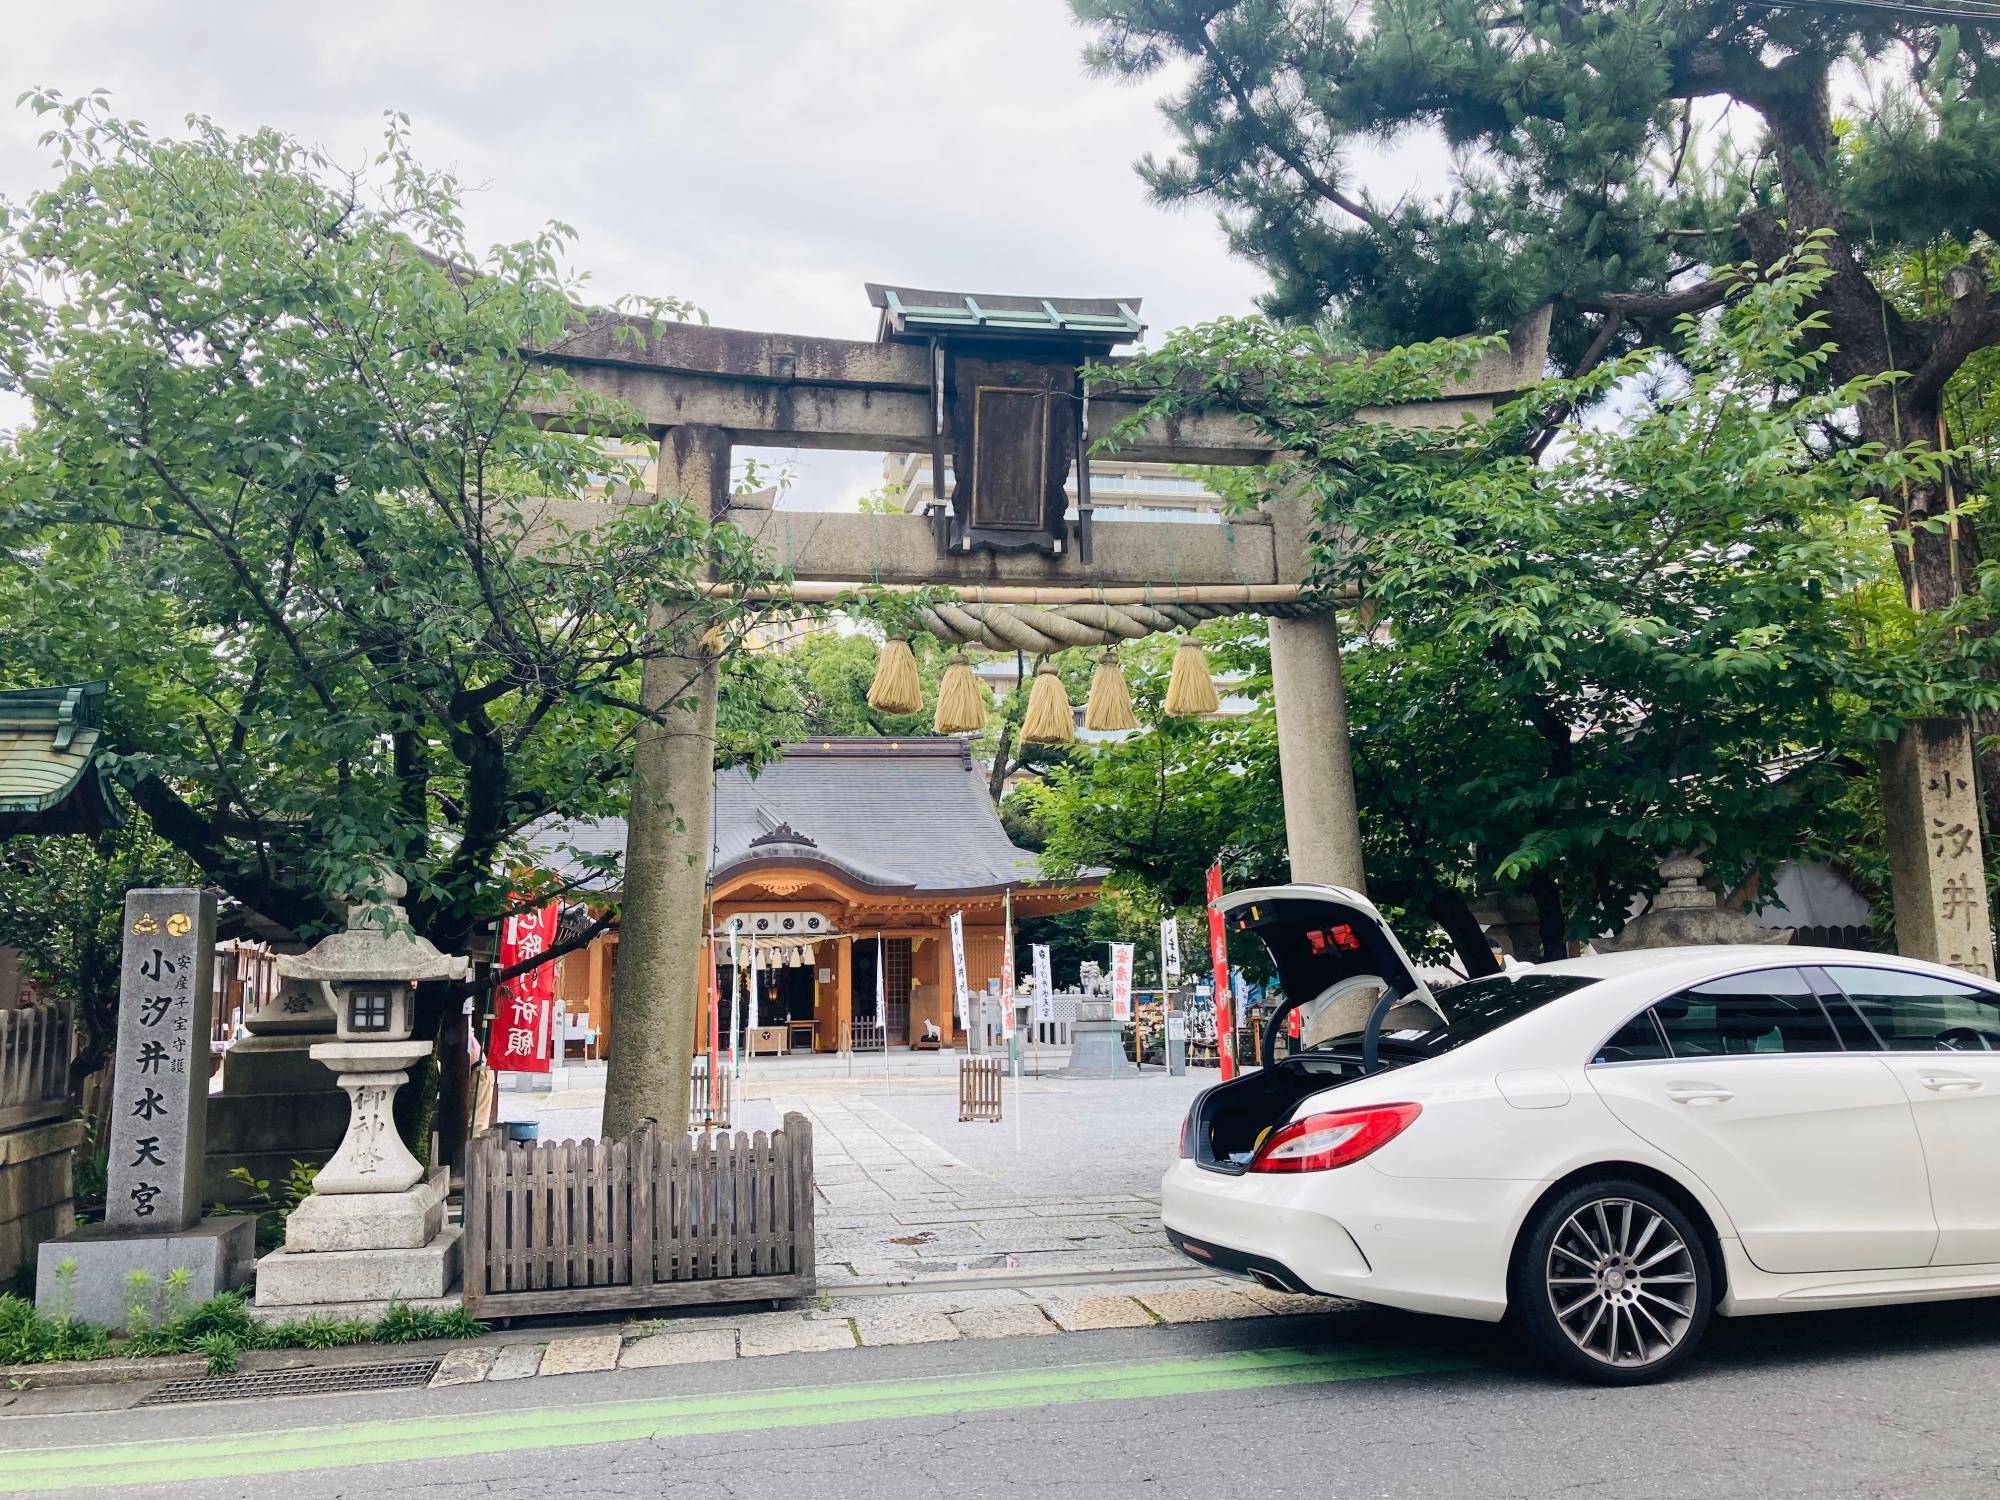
<box><xmin>1160</xmin><ymin>1158</ymin><xmax>1526</xmax><ymax>1323</ymax></box>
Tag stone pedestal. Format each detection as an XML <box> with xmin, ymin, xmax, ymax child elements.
<box><xmin>253</xmin><ymin>1042</ymin><xmax>459</xmax><ymax>1312</ymax></box>
<box><xmin>1060</xmin><ymin>999</ymin><xmax>1137</xmax><ymax>1079</ymax></box>
<box><xmin>254</xmin><ymin>1169</ymin><xmax>459</xmax><ymax>1310</ymax></box>
<box><xmin>37</xmin><ymin>1215</ymin><xmax>257</xmax><ymax>1328</ymax></box>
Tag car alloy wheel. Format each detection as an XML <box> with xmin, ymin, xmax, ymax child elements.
<box><xmin>1512</xmin><ymin>1178</ymin><xmax>1712</xmax><ymax>1384</ymax></box>
<box><xmin>1545</xmin><ymin>1197</ymin><xmax>1698</xmax><ymax>1369</ymax></box>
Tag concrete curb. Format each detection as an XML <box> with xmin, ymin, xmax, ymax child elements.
<box><xmin>0</xmin><ymin>1352</ymin><xmax>206</xmax><ymax>1388</ymax></box>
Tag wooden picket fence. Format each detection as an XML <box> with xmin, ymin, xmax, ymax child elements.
<box><xmin>958</xmin><ymin>1056</ymin><xmax>1003</xmax><ymax>1122</ymax></box>
<box><xmin>463</xmin><ymin>1113</ymin><xmax>815</xmax><ymax>1318</ymax></box>
<box><xmin>689</xmin><ymin>1064</ymin><xmax>731</xmax><ymax>1129</ymax></box>
<box><xmin>0</xmin><ymin>1001</ymin><xmax>71</xmax><ymax>1132</ymax></box>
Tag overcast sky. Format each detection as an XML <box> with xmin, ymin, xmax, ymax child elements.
<box><xmin>0</xmin><ymin>2</ymin><xmax>1445</xmax><ymax>507</ymax></box>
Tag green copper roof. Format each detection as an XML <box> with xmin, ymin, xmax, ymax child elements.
<box><xmin>867</xmin><ymin>284</ymin><xmax>1144</xmax><ymax>347</ymax></box>
<box><xmin>0</xmin><ymin>683</ymin><xmax>122</xmax><ymax>836</ymax></box>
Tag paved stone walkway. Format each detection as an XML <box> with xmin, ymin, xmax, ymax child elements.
<box><xmin>771</xmin><ymin>1090</ymin><xmax>1181</xmax><ymax>1284</ymax></box>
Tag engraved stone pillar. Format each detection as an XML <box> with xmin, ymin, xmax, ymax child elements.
<box><xmin>35</xmin><ymin>889</ymin><xmax>256</xmax><ymax>1325</ymax></box>
<box><xmin>1882</xmin><ymin>719</ymin><xmax>1996</xmax><ymax>977</ymax></box>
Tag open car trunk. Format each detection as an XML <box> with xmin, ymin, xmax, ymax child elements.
<box><xmin>1188</xmin><ymin>885</ymin><xmax>1441</xmax><ymax>1174</ymax></box>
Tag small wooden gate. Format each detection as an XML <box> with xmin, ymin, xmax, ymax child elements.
<box><xmin>958</xmin><ymin>1057</ymin><xmax>1003</xmax><ymax>1122</ymax></box>
<box><xmin>463</xmin><ymin>1113</ymin><xmax>814</xmax><ymax>1317</ymax></box>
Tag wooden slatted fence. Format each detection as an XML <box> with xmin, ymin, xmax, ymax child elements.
<box><xmin>958</xmin><ymin>1056</ymin><xmax>1003</xmax><ymax>1122</ymax></box>
<box><xmin>0</xmin><ymin>1001</ymin><xmax>71</xmax><ymax>1131</ymax></box>
<box><xmin>463</xmin><ymin>1112</ymin><xmax>814</xmax><ymax>1318</ymax></box>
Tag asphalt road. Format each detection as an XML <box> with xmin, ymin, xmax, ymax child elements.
<box><xmin>6</xmin><ymin>1299</ymin><xmax>2000</xmax><ymax>1499</ymax></box>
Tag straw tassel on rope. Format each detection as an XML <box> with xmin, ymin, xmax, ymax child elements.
<box><xmin>1083</xmin><ymin>648</ymin><xmax>1138</xmax><ymax>733</ymax></box>
<box><xmin>1162</xmin><ymin>635</ymin><xmax>1221</xmax><ymax>717</ymax></box>
<box><xmin>933</xmin><ymin>653</ymin><xmax>989</xmax><ymax>734</ymax></box>
<box><xmin>1020</xmin><ymin>661</ymin><xmax>1076</xmax><ymax>745</ymax></box>
<box><xmin>866</xmin><ymin>636</ymin><xmax>923</xmax><ymax>715</ymax></box>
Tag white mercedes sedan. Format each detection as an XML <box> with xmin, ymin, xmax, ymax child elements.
<box><xmin>1165</xmin><ymin>883</ymin><xmax>2000</xmax><ymax>1383</ymax></box>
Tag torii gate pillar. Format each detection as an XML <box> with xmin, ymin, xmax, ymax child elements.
<box><xmin>1269</xmin><ymin>613</ymin><xmax>1366</xmax><ymax>892</ymax></box>
<box><xmin>601</xmin><ymin>425</ymin><xmax>727</xmax><ymax>1141</ymax></box>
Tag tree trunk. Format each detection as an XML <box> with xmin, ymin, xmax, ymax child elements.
<box><xmin>1425</xmin><ymin>889</ymin><xmax>1502</xmax><ymax>978</ymax></box>
<box><xmin>1530</xmin><ymin>873</ymin><xmax>1568</xmax><ymax>963</ymax></box>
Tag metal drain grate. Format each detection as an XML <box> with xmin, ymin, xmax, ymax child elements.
<box><xmin>140</xmin><ymin>1358</ymin><xmax>441</xmax><ymax>1405</ymax></box>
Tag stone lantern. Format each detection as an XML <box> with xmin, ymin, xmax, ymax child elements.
<box><xmin>253</xmin><ymin>871</ymin><xmax>471</xmax><ymax>1314</ymax></box>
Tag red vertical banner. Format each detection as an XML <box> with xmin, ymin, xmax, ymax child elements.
<box><xmin>487</xmin><ymin>899</ymin><xmax>559</xmax><ymax>1074</ymax></box>
<box><xmin>704</xmin><ymin>938</ymin><xmax>718</xmax><ymax>1107</ymax></box>
<box><xmin>999</xmin><ymin>890</ymin><xmax>1017</xmax><ymax>1045</ymax></box>
<box><xmin>1205</xmin><ymin>862</ymin><xmax>1235</xmax><ymax>1080</ymax></box>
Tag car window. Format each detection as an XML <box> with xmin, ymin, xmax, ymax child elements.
<box><xmin>1308</xmin><ymin>971</ymin><xmax>1598</xmax><ymax>1057</ymax></box>
<box><xmin>1822</xmin><ymin>967</ymin><xmax>2000</xmax><ymax>1053</ymax></box>
<box><xmin>1652</xmin><ymin>968</ymin><xmax>1841</xmax><ymax>1056</ymax></box>
<box><xmin>1592</xmin><ymin>1011</ymin><xmax>1669</xmax><ymax>1064</ymax></box>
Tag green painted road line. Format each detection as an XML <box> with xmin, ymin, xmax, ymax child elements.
<box><xmin>0</xmin><ymin>1344</ymin><xmax>1474</xmax><ymax>1491</ymax></box>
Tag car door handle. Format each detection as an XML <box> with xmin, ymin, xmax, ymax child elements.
<box><xmin>1665</xmin><ymin>1084</ymin><xmax>1734</xmax><ymax>1105</ymax></box>
<box><xmin>1917</xmin><ymin>1073</ymin><xmax>1983</xmax><ymax>1093</ymax></box>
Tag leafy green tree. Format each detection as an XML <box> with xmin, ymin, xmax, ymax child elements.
<box><xmin>1073</xmin><ymin>0</ymin><xmax>2000</xmax><ymax>620</ymax></box>
<box><xmin>1087</xmin><ymin>247</ymin><xmax>2000</xmax><ymax>961</ymax></box>
<box><xmin>0</xmin><ymin>95</ymin><xmax>767</xmax><ymax>975</ymax></box>
<box><xmin>0</xmin><ymin>822</ymin><xmax>195</xmax><ymax>1085</ymax></box>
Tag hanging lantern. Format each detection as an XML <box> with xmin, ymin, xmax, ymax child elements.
<box><xmin>1082</xmin><ymin>648</ymin><xmax>1138</xmax><ymax>733</ymax></box>
<box><xmin>933</xmin><ymin>653</ymin><xmax>989</xmax><ymax>734</ymax></box>
<box><xmin>866</xmin><ymin>636</ymin><xmax>923</xmax><ymax>715</ymax></box>
<box><xmin>1020</xmin><ymin>661</ymin><xmax>1076</xmax><ymax>745</ymax></box>
<box><xmin>1162</xmin><ymin>635</ymin><xmax>1220</xmax><ymax>717</ymax></box>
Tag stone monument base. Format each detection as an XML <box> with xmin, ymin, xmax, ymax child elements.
<box><xmin>253</xmin><ymin>1224</ymin><xmax>462</xmax><ymax>1309</ymax></box>
<box><xmin>35</xmin><ymin>1215</ymin><xmax>258</xmax><ymax>1328</ymax></box>
<box><xmin>1060</xmin><ymin>1017</ymin><xmax>1139</xmax><ymax>1079</ymax></box>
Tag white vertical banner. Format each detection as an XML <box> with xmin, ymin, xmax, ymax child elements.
<box><xmin>874</xmin><ymin>936</ymin><xmax>886</xmax><ymax>1031</ymax></box>
<box><xmin>1031</xmin><ymin>944</ymin><xmax>1054</xmax><ymax>1023</ymax></box>
<box><xmin>1109</xmin><ymin>942</ymin><xmax>1135</xmax><ymax>1021</ymax></box>
<box><xmin>999</xmin><ymin>890</ymin><xmax>1017</xmax><ymax>1044</ymax></box>
<box><xmin>948</xmin><ymin>910</ymin><xmax>970</xmax><ymax>1031</ymax></box>
<box><xmin>747</xmin><ymin>938</ymin><xmax>760</xmax><ymax>1030</ymax></box>
<box><xmin>1159</xmin><ymin>917</ymin><xmax>1182</xmax><ymax>984</ymax></box>
<box><xmin>728</xmin><ymin>917</ymin><xmax>742</xmax><ymax>1071</ymax></box>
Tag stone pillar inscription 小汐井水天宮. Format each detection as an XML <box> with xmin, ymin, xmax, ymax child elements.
<box><xmin>105</xmin><ymin>889</ymin><xmax>217</xmax><ymax>1233</ymax></box>
<box><xmin>1883</xmin><ymin>720</ymin><xmax>1996</xmax><ymax>978</ymax></box>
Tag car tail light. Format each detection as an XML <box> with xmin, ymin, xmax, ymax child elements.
<box><xmin>1178</xmin><ymin>1111</ymin><xmax>1193</xmax><ymax>1159</ymax></box>
<box><xmin>1247</xmin><ymin>1102</ymin><xmax>1422</xmax><ymax>1174</ymax></box>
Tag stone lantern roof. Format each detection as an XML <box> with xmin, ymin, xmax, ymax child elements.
<box><xmin>275</xmin><ymin>870</ymin><xmax>471</xmax><ymax>986</ymax></box>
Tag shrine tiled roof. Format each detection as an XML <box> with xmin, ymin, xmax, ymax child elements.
<box><xmin>531</xmin><ymin>738</ymin><xmax>1080</xmax><ymax>897</ymax></box>
<box><xmin>0</xmin><ymin>683</ymin><xmax>121</xmax><ymax>837</ymax></box>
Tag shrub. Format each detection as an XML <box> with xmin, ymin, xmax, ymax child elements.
<box><xmin>0</xmin><ymin>1275</ymin><xmax>486</xmax><ymax>1370</ymax></box>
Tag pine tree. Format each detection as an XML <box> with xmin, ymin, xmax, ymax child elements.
<box><xmin>1073</xmin><ymin>1</ymin><xmax>2000</xmax><ymax>614</ymax></box>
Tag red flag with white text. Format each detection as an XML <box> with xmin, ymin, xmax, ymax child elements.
<box><xmin>1205</xmin><ymin>862</ymin><xmax>1235</xmax><ymax>1081</ymax></box>
<box><xmin>487</xmin><ymin>900</ymin><xmax>559</xmax><ymax>1074</ymax></box>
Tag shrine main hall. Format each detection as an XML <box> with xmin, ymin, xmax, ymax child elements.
<box><xmin>539</xmin><ymin>737</ymin><xmax>1098</xmax><ymax>1055</ymax></box>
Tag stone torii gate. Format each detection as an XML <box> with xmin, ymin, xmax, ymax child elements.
<box><xmin>532</xmin><ymin>286</ymin><xmax>1549</xmax><ymax>1133</ymax></box>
